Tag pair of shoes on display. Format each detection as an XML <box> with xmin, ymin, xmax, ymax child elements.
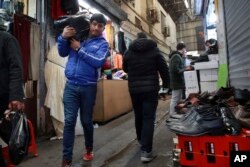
<box><xmin>234</xmin><ymin>88</ymin><xmax>250</xmax><ymax>105</ymax></box>
<box><xmin>61</xmin><ymin>159</ymin><xmax>72</xmax><ymax>167</ymax></box>
<box><xmin>167</xmin><ymin>105</ymin><xmax>225</xmax><ymax>136</ymax></box>
<box><xmin>220</xmin><ymin>106</ymin><xmax>241</xmax><ymax>135</ymax></box>
<box><xmin>141</xmin><ymin>151</ymin><xmax>156</xmax><ymax>163</ymax></box>
<box><xmin>207</xmin><ymin>87</ymin><xmax>235</xmax><ymax>104</ymax></box>
<box><xmin>166</xmin><ymin>105</ymin><xmax>215</xmax><ymax>126</ymax></box>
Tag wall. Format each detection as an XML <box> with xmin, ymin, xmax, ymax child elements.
<box><xmin>120</xmin><ymin>0</ymin><xmax>177</xmax><ymax>58</ymax></box>
<box><xmin>176</xmin><ymin>16</ymin><xmax>204</xmax><ymax>52</ymax></box>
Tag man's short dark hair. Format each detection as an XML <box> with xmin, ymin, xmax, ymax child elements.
<box><xmin>90</xmin><ymin>13</ymin><xmax>107</xmax><ymax>26</ymax></box>
<box><xmin>176</xmin><ymin>43</ymin><xmax>186</xmax><ymax>50</ymax></box>
<box><xmin>137</xmin><ymin>32</ymin><xmax>147</xmax><ymax>39</ymax></box>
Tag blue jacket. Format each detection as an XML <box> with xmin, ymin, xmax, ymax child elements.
<box><xmin>57</xmin><ymin>35</ymin><xmax>109</xmax><ymax>85</ymax></box>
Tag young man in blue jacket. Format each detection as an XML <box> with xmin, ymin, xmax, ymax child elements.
<box><xmin>57</xmin><ymin>13</ymin><xmax>109</xmax><ymax>167</ymax></box>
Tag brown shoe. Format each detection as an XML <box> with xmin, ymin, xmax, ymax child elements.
<box><xmin>61</xmin><ymin>159</ymin><xmax>72</xmax><ymax>167</ymax></box>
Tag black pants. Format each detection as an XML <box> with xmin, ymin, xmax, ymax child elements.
<box><xmin>0</xmin><ymin>96</ymin><xmax>8</xmax><ymax>119</ymax></box>
<box><xmin>0</xmin><ymin>145</ymin><xmax>6</xmax><ymax>167</ymax></box>
<box><xmin>130</xmin><ymin>91</ymin><xmax>158</xmax><ymax>152</ymax></box>
<box><xmin>0</xmin><ymin>96</ymin><xmax>8</xmax><ymax>167</ymax></box>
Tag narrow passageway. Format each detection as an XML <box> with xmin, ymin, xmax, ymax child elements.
<box><xmin>18</xmin><ymin>98</ymin><xmax>175</xmax><ymax>167</ymax></box>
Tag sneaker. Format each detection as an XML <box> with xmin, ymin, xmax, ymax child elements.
<box><xmin>140</xmin><ymin>151</ymin><xmax>156</xmax><ymax>163</ymax></box>
<box><xmin>83</xmin><ymin>152</ymin><xmax>94</xmax><ymax>161</ymax></box>
<box><xmin>61</xmin><ymin>159</ymin><xmax>72</xmax><ymax>167</ymax></box>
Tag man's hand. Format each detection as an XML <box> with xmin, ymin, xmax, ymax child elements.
<box><xmin>70</xmin><ymin>38</ymin><xmax>81</xmax><ymax>51</ymax></box>
<box><xmin>62</xmin><ymin>26</ymin><xmax>76</xmax><ymax>39</ymax></box>
<box><xmin>185</xmin><ymin>65</ymin><xmax>194</xmax><ymax>71</ymax></box>
<box><xmin>8</xmin><ymin>101</ymin><xmax>25</xmax><ymax>111</ymax></box>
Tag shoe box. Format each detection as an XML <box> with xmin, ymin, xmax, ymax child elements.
<box><xmin>175</xmin><ymin>129</ymin><xmax>250</xmax><ymax>167</ymax></box>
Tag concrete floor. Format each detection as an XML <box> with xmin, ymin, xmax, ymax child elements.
<box><xmin>17</xmin><ymin>98</ymin><xmax>176</xmax><ymax>167</ymax></box>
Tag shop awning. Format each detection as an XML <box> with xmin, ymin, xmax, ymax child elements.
<box><xmin>83</xmin><ymin>0</ymin><xmax>127</xmax><ymax>23</ymax></box>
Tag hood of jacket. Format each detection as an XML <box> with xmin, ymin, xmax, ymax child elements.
<box><xmin>169</xmin><ymin>51</ymin><xmax>182</xmax><ymax>59</ymax></box>
<box><xmin>129</xmin><ymin>38</ymin><xmax>157</xmax><ymax>52</ymax></box>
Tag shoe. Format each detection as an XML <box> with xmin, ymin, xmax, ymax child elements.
<box><xmin>61</xmin><ymin>159</ymin><xmax>72</xmax><ymax>167</ymax></box>
<box><xmin>141</xmin><ymin>151</ymin><xmax>156</xmax><ymax>163</ymax></box>
<box><xmin>169</xmin><ymin>115</ymin><xmax>224</xmax><ymax>136</ymax></box>
<box><xmin>83</xmin><ymin>152</ymin><xmax>94</xmax><ymax>161</ymax></box>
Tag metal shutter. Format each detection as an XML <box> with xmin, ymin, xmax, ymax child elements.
<box><xmin>224</xmin><ymin>0</ymin><xmax>250</xmax><ymax>89</ymax></box>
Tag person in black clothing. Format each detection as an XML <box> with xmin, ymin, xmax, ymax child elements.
<box><xmin>0</xmin><ymin>19</ymin><xmax>25</xmax><ymax>167</ymax></box>
<box><xmin>205</xmin><ymin>38</ymin><xmax>218</xmax><ymax>54</ymax></box>
<box><xmin>123</xmin><ymin>32</ymin><xmax>170</xmax><ymax>163</ymax></box>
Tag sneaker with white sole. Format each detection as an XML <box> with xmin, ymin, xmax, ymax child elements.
<box><xmin>140</xmin><ymin>151</ymin><xmax>156</xmax><ymax>162</ymax></box>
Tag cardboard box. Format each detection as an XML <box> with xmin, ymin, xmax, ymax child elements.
<box><xmin>200</xmin><ymin>81</ymin><xmax>217</xmax><ymax>93</ymax></box>
<box><xmin>184</xmin><ymin>71</ymin><xmax>199</xmax><ymax>95</ymax></box>
<box><xmin>194</xmin><ymin>61</ymin><xmax>218</xmax><ymax>70</ymax></box>
<box><xmin>93</xmin><ymin>79</ymin><xmax>133</xmax><ymax>122</ymax></box>
<box><xmin>208</xmin><ymin>54</ymin><xmax>219</xmax><ymax>61</ymax></box>
<box><xmin>199</xmin><ymin>69</ymin><xmax>218</xmax><ymax>81</ymax></box>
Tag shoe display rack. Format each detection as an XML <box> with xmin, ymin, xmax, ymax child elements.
<box><xmin>173</xmin><ymin>128</ymin><xmax>250</xmax><ymax>167</ymax></box>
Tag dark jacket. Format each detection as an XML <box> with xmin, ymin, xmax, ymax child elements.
<box><xmin>0</xmin><ymin>31</ymin><xmax>24</xmax><ymax>102</ymax></box>
<box><xmin>169</xmin><ymin>51</ymin><xmax>185</xmax><ymax>90</ymax></box>
<box><xmin>123</xmin><ymin>38</ymin><xmax>170</xmax><ymax>94</ymax></box>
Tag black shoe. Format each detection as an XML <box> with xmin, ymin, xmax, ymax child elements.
<box><xmin>169</xmin><ymin>115</ymin><xmax>224</xmax><ymax>136</ymax></box>
<box><xmin>220</xmin><ymin>107</ymin><xmax>241</xmax><ymax>135</ymax></box>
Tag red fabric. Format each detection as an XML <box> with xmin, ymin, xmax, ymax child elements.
<box><xmin>27</xmin><ymin>119</ymin><xmax>38</xmax><ymax>157</ymax></box>
<box><xmin>102</xmin><ymin>58</ymin><xmax>111</xmax><ymax>70</ymax></box>
<box><xmin>52</xmin><ymin>0</ymin><xmax>67</xmax><ymax>20</ymax></box>
<box><xmin>13</xmin><ymin>14</ymin><xmax>31</xmax><ymax>81</ymax></box>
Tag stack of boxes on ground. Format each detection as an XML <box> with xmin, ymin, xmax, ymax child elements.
<box><xmin>184</xmin><ymin>54</ymin><xmax>219</xmax><ymax>97</ymax></box>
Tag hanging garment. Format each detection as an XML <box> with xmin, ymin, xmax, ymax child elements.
<box><xmin>113</xmin><ymin>52</ymin><xmax>123</xmax><ymax>69</ymax></box>
<box><xmin>105</xmin><ymin>21</ymin><xmax>114</xmax><ymax>49</ymax></box>
<box><xmin>44</xmin><ymin>45</ymin><xmax>83</xmax><ymax>138</ymax></box>
<box><xmin>44</xmin><ymin>46</ymin><xmax>67</xmax><ymax>124</ymax></box>
<box><xmin>51</xmin><ymin>0</ymin><xmax>66</xmax><ymax>20</ymax></box>
<box><xmin>118</xmin><ymin>31</ymin><xmax>127</xmax><ymax>55</ymax></box>
<box><xmin>13</xmin><ymin>14</ymin><xmax>31</xmax><ymax>81</ymax></box>
<box><xmin>29</xmin><ymin>23</ymin><xmax>40</xmax><ymax>80</ymax></box>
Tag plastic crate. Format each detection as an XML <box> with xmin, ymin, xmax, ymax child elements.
<box><xmin>176</xmin><ymin>129</ymin><xmax>250</xmax><ymax>167</ymax></box>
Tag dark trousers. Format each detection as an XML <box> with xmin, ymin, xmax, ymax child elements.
<box><xmin>0</xmin><ymin>97</ymin><xmax>8</xmax><ymax>166</ymax></box>
<box><xmin>0</xmin><ymin>145</ymin><xmax>6</xmax><ymax>167</ymax></box>
<box><xmin>0</xmin><ymin>96</ymin><xmax>8</xmax><ymax>119</ymax></box>
<box><xmin>130</xmin><ymin>91</ymin><xmax>158</xmax><ymax>152</ymax></box>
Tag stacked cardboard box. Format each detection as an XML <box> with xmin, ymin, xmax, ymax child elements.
<box><xmin>194</xmin><ymin>54</ymin><xmax>219</xmax><ymax>93</ymax></box>
<box><xmin>184</xmin><ymin>71</ymin><xmax>199</xmax><ymax>97</ymax></box>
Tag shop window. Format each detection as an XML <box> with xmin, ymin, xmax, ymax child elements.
<box><xmin>161</xmin><ymin>11</ymin><xmax>166</xmax><ymax>31</ymax></box>
<box><xmin>146</xmin><ymin>8</ymin><xmax>159</xmax><ymax>24</ymax></box>
<box><xmin>135</xmin><ymin>16</ymin><xmax>142</xmax><ymax>29</ymax></box>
